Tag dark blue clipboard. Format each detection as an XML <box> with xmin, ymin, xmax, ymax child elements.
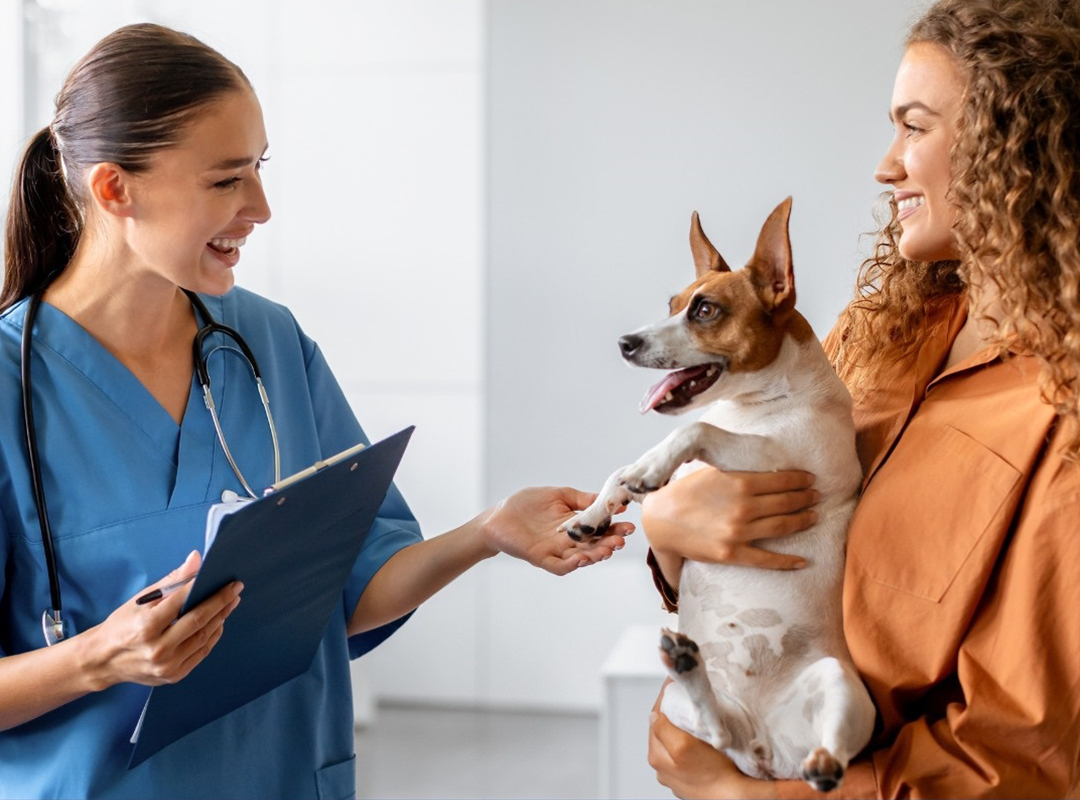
<box><xmin>129</xmin><ymin>426</ymin><xmax>414</xmax><ymax>769</ymax></box>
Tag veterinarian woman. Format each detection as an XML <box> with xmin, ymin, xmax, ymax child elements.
<box><xmin>643</xmin><ymin>0</ymin><xmax>1080</xmax><ymax>796</ymax></box>
<box><xmin>0</xmin><ymin>24</ymin><xmax>630</xmax><ymax>799</ymax></box>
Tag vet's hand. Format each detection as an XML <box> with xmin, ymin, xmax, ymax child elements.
<box><xmin>649</xmin><ymin>683</ymin><xmax>777</xmax><ymax>800</ymax></box>
<box><xmin>481</xmin><ymin>486</ymin><xmax>635</xmax><ymax>575</ymax></box>
<box><xmin>642</xmin><ymin>468</ymin><xmax>817</xmax><ymax>575</ymax></box>
<box><xmin>80</xmin><ymin>551</ymin><xmax>242</xmax><ymax>689</ymax></box>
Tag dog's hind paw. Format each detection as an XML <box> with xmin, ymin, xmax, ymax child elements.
<box><xmin>800</xmin><ymin>747</ymin><xmax>844</xmax><ymax>793</ymax></box>
<box><xmin>659</xmin><ymin>629</ymin><xmax>701</xmax><ymax>675</ymax></box>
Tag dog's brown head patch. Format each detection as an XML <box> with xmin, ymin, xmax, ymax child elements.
<box><xmin>674</xmin><ymin>198</ymin><xmax>813</xmax><ymax>374</ymax></box>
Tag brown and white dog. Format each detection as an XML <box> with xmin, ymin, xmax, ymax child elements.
<box><xmin>562</xmin><ymin>199</ymin><xmax>875</xmax><ymax>790</ymax></box>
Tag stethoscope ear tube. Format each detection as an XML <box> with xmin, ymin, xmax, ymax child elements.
<box><xmin>21</xmin><ymin>292</ymin><xmax>67</xmax><ymax>643</ymax></box>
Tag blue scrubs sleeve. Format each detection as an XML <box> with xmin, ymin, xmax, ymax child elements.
<box><xmin>302</xmin><ymin>338</ymin><xmax>423</xmax><ymax>660</ymax></box>
<box><xmin>0</xmin><ymin>501</ymin><xmax>9</xmax><ymax>659</ymax></box>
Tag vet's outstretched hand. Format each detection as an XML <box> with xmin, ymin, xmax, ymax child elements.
<box><xmin>642</xmin><ymin>468</ymin><xmax>818</xmax><ymax>587</ymax></box>
<box><xmin>481</xmin><ymin>486</ymin><xmax>634</xmax><ymax>575</ymax></box>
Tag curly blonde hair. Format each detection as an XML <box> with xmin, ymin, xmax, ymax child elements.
<box><xmin>834</xmin><ymin>0</ymin><xmax>1080</xmax><ymax>457</ymax></box>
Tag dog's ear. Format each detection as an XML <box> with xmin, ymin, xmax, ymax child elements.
<box><xmin>690</xmin><ymin>211</ymin><xmax>731</xmax><ymax>278</ymax></box>
<box><xmin>748</xmin><ymin>197</ymin><xmax>795</xmax><ymax>313</ymax></box>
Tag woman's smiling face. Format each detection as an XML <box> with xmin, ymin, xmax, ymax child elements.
<box><xmin>875</xmin><ymin>42</ymin><xmax>965</xmax><ymax>263</ymax></box>
<box><xmin>122</xmin><ymin>87</ymin><xmax>272</xmax><ymax>295</ymax></box>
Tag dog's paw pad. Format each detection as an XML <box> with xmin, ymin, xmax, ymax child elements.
<box><xmin>561</xmin><ymin>517</ymin><xmax>610</xmax><ymax>542</ymax></box>
<box><xmin>800</xmin><ymin>748</ymin><xmax>844</xmax><ymax>793</ymax></box>
<box><xmin>659</xmin><ymin>629</ymin><xmax>701</xmax><ymax>675</ymax></box>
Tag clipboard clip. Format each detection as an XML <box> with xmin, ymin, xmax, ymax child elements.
<box><xmin>262</xmin><ymin>441</ymin><xmax>367</xmax><ymax>496</ymax></box>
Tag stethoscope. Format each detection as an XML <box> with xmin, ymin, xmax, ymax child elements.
<box><xmin>21</xmin><ymin>289</ymin><xmax>281</xmax><ymax>647</ymax></box>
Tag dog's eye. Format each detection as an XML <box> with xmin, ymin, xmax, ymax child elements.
<box><xmin>694</xmin><ymin>301</ymin><xmax>721</xmax><ymax>321</ymax></box>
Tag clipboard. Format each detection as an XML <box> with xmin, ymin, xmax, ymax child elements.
<box><xmin>128</xmin><ymin>425</ymin><xmax>414</xmax><ymax>769</ymax></box>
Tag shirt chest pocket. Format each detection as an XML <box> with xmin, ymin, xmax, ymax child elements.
<box><xmin>849</xmin><ymin>424</ymin><xmax>1022</xmax><ymax>603</ymax></box>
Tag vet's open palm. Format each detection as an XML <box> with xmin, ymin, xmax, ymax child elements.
<box><xmin>483</xmin><ymin>486</ymin><xmax>634</xmax><ymax>575</ymax></box>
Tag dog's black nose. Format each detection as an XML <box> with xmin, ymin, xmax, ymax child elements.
<box><xmin>619</xmin><ymin>334</ymin><xmax>643</xmax><ymax>358</ymax></box>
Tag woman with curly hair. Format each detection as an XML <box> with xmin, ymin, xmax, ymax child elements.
<box><xmin>642</xmin><ymin>0</ymin><xmax>1080</xmax><ymax>796</ymax></box>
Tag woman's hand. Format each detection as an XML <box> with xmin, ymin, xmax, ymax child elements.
<box><xmin>480</xmin><ymin>486</ymin><xmax>636</xmax><ymax>575</ymax></box>
<box><xmin>649</xmin><ymin>683</ymin><xmax>777</xmax><ymax>800</ymax></box>
<box><xmin>641</xmin><ymin>468</ymin><xmax>818</xmax><ymax>588</ymax></box>
<box><xmin>81</xmin><ymin>551</ymin><xmax>243</xmax><ymax>690</ymax></box>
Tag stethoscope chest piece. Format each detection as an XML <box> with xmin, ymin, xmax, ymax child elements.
<box><xmin>41</xmin><ymin>608</ymin><xmax>70</xmax><ymax>646</ymax></box>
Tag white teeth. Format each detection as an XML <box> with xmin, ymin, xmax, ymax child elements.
<box><xmin>897</xmin><ymin>196</ymin><xmax>924</xmax><ymax>211</ymax></box>
<box><xmin>210</xmin><ymin>236</ymin><xmax>247</xmax><ymax>250</ymax></box>
<box><xmin>706</xmin><ymin>367</ymin><xmax>718</xmax><ymax>376</ymax></box>
<box><xmin>664</xmin><ymin>392</ymin><xmax>674</xmax><ymax>402</ymax></box>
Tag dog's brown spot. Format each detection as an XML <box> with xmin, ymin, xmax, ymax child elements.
<box><xmin>737</xmin><ymin>608</ymin><xmax>783</xmax><ymax>628</ymax></box>
<box><xmin>780</xmin><ymin>624</ymin><xmax>818</xmax><ymax>661</ymax></box>
<box><xmin>743</xmin><ymin>634</ymin><xmax>782</xmax><ymax>677</ymax></box>
<box><xmin>717</xmin><ymin>621</ymin><xmax>742</xmax><ymax>638</ymax></box>
<box><xmin>700</xmin><ymin>640</ymin><xmax>735</xmax><ymax>670</ymax></box>
<box><xmin>670</xmin><ymin>199</ymin><xmax>813</xmax><ymax>370</ymax></box>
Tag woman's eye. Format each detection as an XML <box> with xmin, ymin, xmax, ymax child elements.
<box><xmin>214</xmin><ymin>177</ymin><xmax>241</xmax><ymax>189</ymax></box>
<box><xmin>256</xmin><ymin>155</ymin><xmax>270</xmax><ymax>172</ymax></box>
<box><xmin>903</xmin><ymin>122</ymin><xmax>924</xmax><ymax>136</ymax></box>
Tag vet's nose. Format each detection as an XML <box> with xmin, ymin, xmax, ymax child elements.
<box><xmin>619</xmin><ymin>334</ymin><xmax>644</xmax><ymax>358</ymax></box>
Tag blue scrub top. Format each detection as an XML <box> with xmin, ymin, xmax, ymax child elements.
<box><xmin>0</xmin><ymin>287</ymin><xmax>423</xmax><ymax>799</ymax></box>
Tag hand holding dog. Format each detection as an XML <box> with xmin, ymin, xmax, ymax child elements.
<box><xmin>649</xmin><ymin>682</ymin><xmax>778</xmax><ymax>800</ymax></box>
<box><xmin>481</xmin><ymin>486</ymin><xmax>634</xmax><ymax>575</ymax></box>
<box><xmin>642</xmin><ymin>468</ymin><xmax>818</xmax><ymax>586</ymax></box>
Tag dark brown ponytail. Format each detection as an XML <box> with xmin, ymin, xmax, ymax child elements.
<box><xmin>1</xmin><ymin>23</ymin><xmax>250</xmax><ymax>312</ymax></box>
<box><xmin>2</xmin><ymin>128</ymin><xmax>81</xmax><ymax>310</ymax></box>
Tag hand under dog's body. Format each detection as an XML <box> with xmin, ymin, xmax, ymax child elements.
<box><xmin>564</xmin><ymin>199</ymin><xmax>875</xmax><ymax>790</ymax></box>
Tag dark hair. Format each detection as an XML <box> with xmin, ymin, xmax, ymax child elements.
<box><xmin>2</xmin><ymin>23</ymin><xmax>250</xmax><ymax>311</ymax></box>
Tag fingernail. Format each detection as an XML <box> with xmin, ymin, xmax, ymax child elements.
<box><xmin>793</xmin><ymin>559</ymin><xmax>807</xmax><ymax>569</ymax></box>
<box><xmin>812</xmin><ymin>490</ymin><xmax>821</xmax><ymax>503</ymax></box>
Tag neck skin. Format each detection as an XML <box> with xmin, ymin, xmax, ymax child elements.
<box><xmin>41</xmin><ymin>223</ymin><xmax>199</xmax><ymax>426</ymax></box>
<box><xmin>42</xmin><ymin>228</ymin><xmax>197</xmax><ymax>366</ymax></box>
<box><xmin>942</xmin><ymin>283</ymin><xmax>1002</xmax><ymax>373</ymax></box>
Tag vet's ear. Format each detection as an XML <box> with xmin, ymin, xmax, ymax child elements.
<box><xmin>690</xmin><ymin>211</ymin><xmax>731</xmax><ymax>278</ymax></box>
<box><xmin>748</xmin><ymin>197</ymin><xmax>795</xmax><ymax>312</ymax></box>
<box><xmin>86</xmin><ymin>162</ymin><xmax>136</xmax><ymax>219</ymax></box>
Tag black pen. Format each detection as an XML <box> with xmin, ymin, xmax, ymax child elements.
<box><xmin>135</xmin><ymin>574</ymin><xmax>197</xmax><ymax>605</ymax></box>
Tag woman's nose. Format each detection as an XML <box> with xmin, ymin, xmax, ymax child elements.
<box><xmin>874</xmin><ymin>137</ymin><xmax>905</xmax><ymax>185</ymax></box>
<box><xmin>243</xmin><ymin>178</ymin><xmax>272</xmax><ymax>224</ymax></box>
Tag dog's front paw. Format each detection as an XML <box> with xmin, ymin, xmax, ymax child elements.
<box><xmin>559</xmin><ymin>506</ymin><xmax>612</xmax><ymax>542</ymax></box>
<box><xmin>659</xmin><ymin>629</ymin><xmax>701</xmax><ymax>676</ymax></box>
<box><xmin>800</xmin><ymin>747</ymin><xmax>844</xmax><ymax>793</ymax></box>
<box><xmin>618</xmin><ymin>456</ymin><xmax>673</xmax><ymax>495</ymax></box>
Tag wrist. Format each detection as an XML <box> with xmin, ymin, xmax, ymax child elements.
<box><xmin>73</xmin><ymin>624</ymin><xmax>114</xmax><ymax>693</ymax></box>
<box><xmin>472</xmin><ymin>509</ymin><xmax>501</xmax><ymax>561</ymax></box>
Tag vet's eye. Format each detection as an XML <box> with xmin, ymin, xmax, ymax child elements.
<box><xmin>694</xmin><ymin>301</ymin><xmax>721</xmax><ymax>321</ymax></box>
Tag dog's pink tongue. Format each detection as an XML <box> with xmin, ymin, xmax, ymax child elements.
<box><xmin>639</xmin><ymin>366</ymin><xmax>706</xmax><ymax>414</ymax></box>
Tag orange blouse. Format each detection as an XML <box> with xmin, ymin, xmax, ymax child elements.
<box><xmin>656</xmin><ymin>294</ymin><xmax>1080</xmax><ymax>798</ymax></box>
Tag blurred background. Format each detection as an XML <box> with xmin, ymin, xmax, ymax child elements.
<box><xmin>1</xmin><ymin>0</ymin><xmax>928</xmax><ymax>796</ymax></box>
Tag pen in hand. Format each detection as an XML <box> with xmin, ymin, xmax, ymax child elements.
<box><xmin>135</xmin><ymin>574</ymin><xmax>197</xmax><ymax>606</ymax></box>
